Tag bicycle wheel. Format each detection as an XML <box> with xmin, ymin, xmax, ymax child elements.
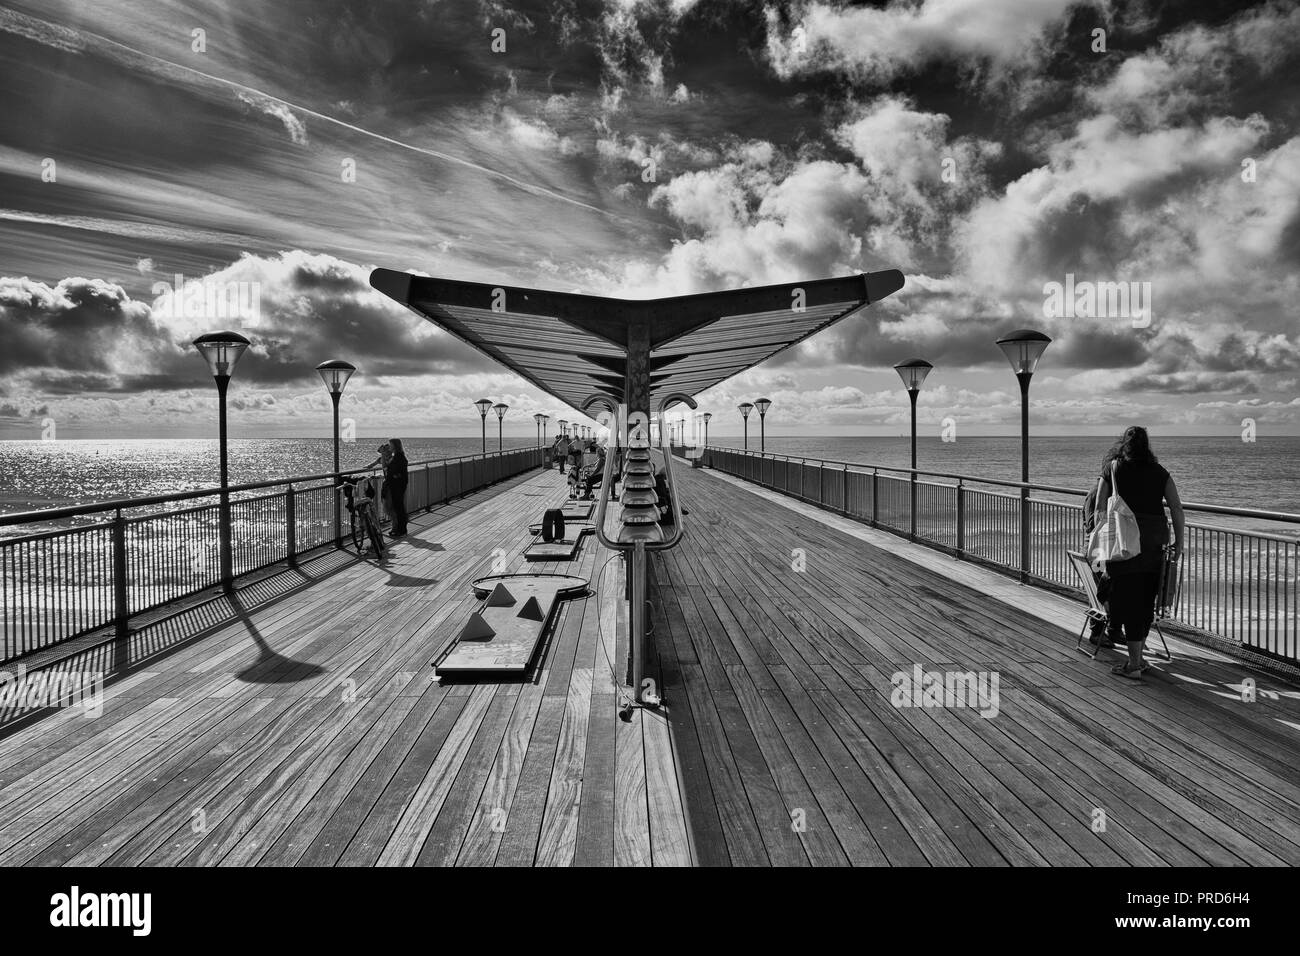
<box><xmin>364</xmin><ymin>512</ymin><xmax>385</xmax><ymax>559</ymax></box>
<box><xmin>350</xmin><ymin>510</ymin><xmax>365</xmax><ymax>553</ymax></box>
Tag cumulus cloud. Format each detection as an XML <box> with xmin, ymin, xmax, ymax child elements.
<box><xmin>0</xmin><ymin>251</ymin><xmax>496</xmax><ymax>394</ymax></box>
<box><xmin>764</xmin><ymin>0</ymin><xmax>1099</xmax><ymax>83</ymax></box>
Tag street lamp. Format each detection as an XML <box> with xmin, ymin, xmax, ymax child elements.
<box><xmin>316</xmin><ymin>359</ymin><xmax>357</xmax><ymax>546</ymax></box>
<box><xmin>754</xmin><ymin>398</ymin><xmax>772</xmax><ymax>452</ymax></box>
<box><xmin>493</xmin><ymin>402</ymin><xmax>509</xmax><ymax>450</ymax></box>
<box><xmin>474</xmin><ymin>398</ymin><xmax>493</xmax><ymax>454</ymax></box>
<box><xmin>533</xmin><ymin>412</ymin><xmax>545</xmax><ymax>446</ymax></box>
<box><xmin>995</xmin><ymin>329</ymin><xmax>1052</xmax><ymax>582</ymax></box>
<box><xmin>557</xmin><ymin>418</ymin><xmax>568</xmax><ymax>438</ymax></box>
<box><xmin>193</xmin><ymin>330</ymin><xmax>251</xmax><ymax>592</ymax></box>
<box><xmin>893</xmin><ymin>358</ymin><xmax>933</xmax><ymax>542</ymax></box>
<box><xmin>702</xmin><ymin>412</ymin><xmax>712</xmax><ymax>448</ymax></box>
<box><xmin>738</xmin><ymin>402</ymin><xmax>754</xmax><ymax>450</ymax></box>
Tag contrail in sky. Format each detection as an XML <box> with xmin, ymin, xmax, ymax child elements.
<box><xmin>0</xmin><ymin>7</ymin><xmax>624</xmax><ymax>221</ymax></box>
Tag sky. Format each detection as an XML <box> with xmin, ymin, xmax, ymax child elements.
<box><xmin>0</xmin><ymin>0</ymin><xmax>1297</xmax><ymax>439</ymax></box>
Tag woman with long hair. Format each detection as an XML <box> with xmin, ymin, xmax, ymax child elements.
<box><xmin>385</xmin><ymin>438</ymin><xmax>409</xmax><ymax>537</ymax></box>
<box><xmin>1095</xmin><ymin>426</ymin><xmax>1186</xmax><ymax>679</ymax></box>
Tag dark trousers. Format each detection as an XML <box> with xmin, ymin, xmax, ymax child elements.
<box><xmin>1107</xmin><ymin>572</ymin><xmax>1159</xmax><ymax>642</ymax></box>
<box><xmin>388</xmin><ymin>480</ymin><xmax>408</xmax><ymax>534</ymax></box>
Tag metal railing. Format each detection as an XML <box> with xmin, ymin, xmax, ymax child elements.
<box><xmin>0</xmin><ymin>447</ymin><xmax>543</xmax><ymax>664</ymax></box>
<box><xmin>701</xmin><ymin>445</ymin><xmax>1300</xmax><ymax>666</ymax></box>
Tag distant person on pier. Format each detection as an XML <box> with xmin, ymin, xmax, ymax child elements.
<box><xmin>384</xmin><ymin>438</ymin><xmax>409</xmax><ymax>537</ymax></box>
<box><xmin>367</xmin><ymin>442</ymin><xmax>394</xmax><ymax>523</ymax></box>
<box><xmin>554</xmin><ymin>434</ymin><xmax>571</xmax><ymax>473</ymax></box>
<box><xmin>1094</xmin><ymin>426</ymin><xmax>1185</xmax><ymax>679</ymax></box>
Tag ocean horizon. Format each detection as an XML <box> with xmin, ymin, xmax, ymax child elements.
<box><xmin>2</xmin><ymin>434</ymin><xmax>1297</xmax><ymax>526</ymax></box>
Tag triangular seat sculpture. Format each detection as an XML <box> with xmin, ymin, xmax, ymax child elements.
<box><xmin>458</xmin><ymin>611</ymin><xmax>496</xmax><ymax>641</ymax></box>
<box><xmin>485</xmin><ymin>582</ymin><xmax>516</xmax><ymax>607</ymax></box>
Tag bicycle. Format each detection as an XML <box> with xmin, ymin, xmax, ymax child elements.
<box><xmin>339</xmin><ymin>473</ymin><xmax>386</xmax><ymax>560</ymax></box>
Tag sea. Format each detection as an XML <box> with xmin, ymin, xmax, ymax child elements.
<box><xmin>0</xmin><ymin>435</ymin><xmax>1297</xmax><ymax>534</ymax></box>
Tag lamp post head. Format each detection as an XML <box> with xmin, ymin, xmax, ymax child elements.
<box><xmin>493</xmin><ymin>402</ymin><xmax>509</xmax><ymax>420</ymax></box>
<box><xmin>315</xmin><ymin>359</ymin><xmax>356</xmax><ymax>396</ymax></box>
<box><xmin>193</xmin><ymin>330</ymin><xmax>251</xmax><ymax>379</ymax></box>
<box><xmin>738</xmin><ymin>402</ymin><xmax>754</xmax><ymax>419</ymax></box>
<box><xmin>893</xmin><ymin>358</ymin><xmax>934</xmax><ymax>393</ymax></box>
<box><xmin>702</xmin><ymin>412</ymin><xmax>712</xmax><ymax>423</ymax></box>
<box><xmin>754</xmin><ymin>398</ymin><xmax>772</xmax><ymax>417</ymax></box>
<box><xmin>533</xmin><ymin>412</ymin><xmax>545</xmax><ymax>425</ymax></box>
<box><xmin>474</xmin><ymin>398</ymin><xmax>493</xmax><ymax>418</ymax></box>
<box><xmin>995</xmin><ymin>329</ymin><xmax>1052</xmax><ymax>376</ymax></box>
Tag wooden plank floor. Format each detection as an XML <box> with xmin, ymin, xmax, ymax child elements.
<box><xmin>1</xmin><ymin>463</ymin><xmax>1297</xmax><ymax>866</ymax></box>
<box><xmin>649</xmin><ymin>464</ymin><xmax>1300</xmax><ymax>866</ymax></box>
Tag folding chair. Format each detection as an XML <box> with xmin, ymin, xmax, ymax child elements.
<box><xmin>1067</xmin><ymin>550</ymin><xmax>1172</xmax><ymax>661</ymax></box>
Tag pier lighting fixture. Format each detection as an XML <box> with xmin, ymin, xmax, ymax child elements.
<box><xmin>893</xmin><ymin>358</ymin><xmax>933</xmax><ymax>541</ymax></box>
<box><xmin>738</xmin><ymin>402</ymin><xmax>754</xmax><ymax>449</ymax></box>
<box><xmin>754</xmin><ymin>398</ymin><xmax>772</xmax><ymax>452</ymax></box>
<box><xmin>193</xmin><ymin>330</ymin><xmax>251</xmax><ymax>592</ymax></box>
<box><xmin>995</xmin><ymin>329</ymin><xmax>1051</xmax><ymax>581</ymax></box>
<box><xmin>316</xmin><ymin>359</ymin><xmax>357</xmax><ymax>545</ymax></box>
<box><xmin>493</xmin><ymin>402</ymin><xmax>509</xmax><ymax>450</ymax></box>
<box><xmin>474</xmin><ymin>399</ymin><xmax>493</xmax><ymax>454</ymax></box>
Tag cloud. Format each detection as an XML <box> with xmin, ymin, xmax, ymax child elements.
<box><xmin>764</xmin><ymin>0</ymin><xmax>1099</xmax><ymax>83</ymax></box>
<box><xmin>0</xmin><ymin>251</ymin><xmax>500</xmax><ymax>393</ymax></box>
<box><xmin>236</xmin><ymin>91</ymin><xmax>308</xmax><ymax>145</ymax></box>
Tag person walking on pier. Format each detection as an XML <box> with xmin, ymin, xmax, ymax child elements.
<box><xmin>385</xmin><ymin>438</ymin><xmax>409</xmax><ymax>537</ymax></box>
<box><xmin>1094</xmin><ymin>426</ymin><xmax>1185</xmax><ymax>679</ymax></box>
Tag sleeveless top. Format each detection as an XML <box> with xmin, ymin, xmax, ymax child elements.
<box><xmin>1099</xmin><ymin>458</ymin><xmax>1171</xmax><ymax>574</ymax></box>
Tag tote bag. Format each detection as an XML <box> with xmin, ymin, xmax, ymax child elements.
<box><xmin>1087</xmin><ymin>461</ymin><xmax>1141</xmax><ymax>570</ymax></box>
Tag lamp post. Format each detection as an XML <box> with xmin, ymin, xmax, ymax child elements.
<box><xmin>316</xmin><ymin>359</ymin><xmax>357</xmax><ymax>546</ymax></box>
<box><xmin>474</xmin><ymin>398</ymin><xmax>493</xmax><ymax>454</ymax></box>
<box><xmin>893</xmin><ymin>358</ymin><xmax>933</xmax><ymax>542</ymax></box>
<box><xmin>995</xmin><ymin>329</ymin><xmax>1052</xmax><ymax>582</ymax></box>
<box><xmin>493</xmin><ymin>402</ymin><xmax>508</xmax><ymax>450</ymax></box>
<box><xmin>541</xmin><ymin>414</ymin><xmax>549</xmax><ymax>445</ymax></box>
<box><xmin>754</xmin><ymin>398</ymin><xmax>772</xmax><ymax>452</ymax></box>
<box><xmin>702</xmin><ymin>412</ymin><xmax>712</xmax><ymax>448</ymax></box>
<box><xmin>557</xmin><ymin>419</ymin><xmax>568</xmax><ymax>439</ymax></box>
<box><xmin>533</xmin><ymin>412</ymin><xmax>545</xmax><ymax>446</ymax></box>
<box><xmin>193</xmin><ymin>330</ymin><xmax>251</xmax><ymax>592</ymax></box>
<box><xmin>739</xmin><ymin>402</ymin><xmax>753</xmax><ymax>450</ymax></box>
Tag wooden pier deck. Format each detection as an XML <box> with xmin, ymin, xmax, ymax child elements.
<box><xmin>1</xmin><ymin>464</ymin><xmax>1298</xmax><ymax>866</ymax></box>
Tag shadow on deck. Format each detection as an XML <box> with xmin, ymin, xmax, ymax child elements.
<box><xmin>0</xmin><ymin>464</ymin><xmax>1297</xmax><ymax>866</ymax></box>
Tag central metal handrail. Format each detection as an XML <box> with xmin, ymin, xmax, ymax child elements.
<box><xmin>582</xmin><ymin>394</ymin><xmax>693</xmax><ymax>705</ymax></box>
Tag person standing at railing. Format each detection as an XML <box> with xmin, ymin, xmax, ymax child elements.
<box><xmin>367</xmin><ymin>443</ymin><xmax>394</xmax><ymax>523</ymax></box>
<box><xmin>1094</xmin><ymin>426</ymin><xmax>1186</xmax><ymax>680</ymax></box>
<box><xmin>384</xmin><ymin>438</ymin><xmax>409</xmax><ymax>537</ymax></box>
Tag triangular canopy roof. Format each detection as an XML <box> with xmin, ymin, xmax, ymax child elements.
<box><xmin>370</xmin><ymin>268</ymin><xmax>905</xmax><ymax>413</ymax></box>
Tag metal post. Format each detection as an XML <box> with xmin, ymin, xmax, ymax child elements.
<box><xmin>871</xmin><ymin>468</ymin><xmax>879</xmax><ymax>526</ymax></box>
<box><xmin>498</xmin><ymin>417</ymin><xmax>503</xmax><ymax>451</ymax></box>
<box><xmin>112</xmin><ymin>508</ymin><xmax>129</xmax><ymax>643</ymax></box>
<box><xmin>909</xmin><ymin>389</ymin><xmax>918</xmax><ymax>542</ymax></box>
<box><xmin>331</xmin><ymin>391</ymin><xmax>342</xmax><ymax>545</ymax></box>
<box><xmin>632</xmin><ymin>542</ymin><xmax>646</xmax><ymax>702</ymax></box>
<box><xmin>743</xmin><ymin>418</ymin><xmax>748</xmax><ymax>450</ymax></box>
<box><xmin>1018</xmin><ymin>371</ymin><xmax>1031</xmax><ymax>583</ymax></box>
<box><xmin>956</xmin><ymin>480</ymin><xmax>965</xmax><ymax>557</ymax></box>
<box><xmin>481</xmin><ymin>415</ymin><xmax>487</xmax><ymax>455</ymax></box>
<box><xmin>217</xmin><ymin>374</ymin><xmax>234</xmax><ymax>592</ymax></box>
<box><xmin>760</xmin><ymin>414</ymin><xmax>766</xmax><ymax>453</ymax></box>
<box><xmin>285</xmin><ymin>484</ymin><xmax>297</xmax><ymax>565</ymax></box>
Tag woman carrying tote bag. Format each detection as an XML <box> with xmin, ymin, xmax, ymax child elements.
<box><xmin>1092</xmin><ymin>427</ymin><xmax>1186</xmax><ymax>680</ymax></box>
